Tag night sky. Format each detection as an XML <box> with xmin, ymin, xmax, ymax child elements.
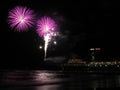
<box><xmin>0</xmin><ymin>0</ymin><xmax>120</xmax><ymax>68</ymax></box>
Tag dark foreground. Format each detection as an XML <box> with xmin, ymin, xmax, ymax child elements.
<box><xmin>0</xmin><ymin>70</ymin><xmax>120</xmax><ymax>90</ymax></box>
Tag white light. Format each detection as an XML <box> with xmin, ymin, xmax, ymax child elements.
<box><xmin>90</xmin><ymin>48</ymin><xmax>95</xmax><ymax>51</ymax></box>
<box><xmin>54</xmin><ymin>41</ymin><xmax>57</xmax><ymax>45</ymax></box>
<box><xmin>39</xmin><ymin>46</ymin><xmax>43</xmax><ymax>49</ymax></box>
<box><xmin>54</xmin><ymin>33</ymin><xmax>57</xmax><ymax>36</ymax></box>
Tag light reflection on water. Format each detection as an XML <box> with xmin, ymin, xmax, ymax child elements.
<box><xmin>35</xmin><ymin>85</ymin><xmax>62</xmax><ymax>90</ymax></box>
<box><xmin>0</xmin><ymin>70</ymin><xmax>120</xmax><ymax>90</ymax></box>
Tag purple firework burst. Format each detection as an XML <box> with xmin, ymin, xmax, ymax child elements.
<box><xmin>36</xmin><ymin>16</ymin><xmax>57</xmax><ymax>37</ymax></box>
<box><xmin>8</xmin><ymin>6</ymin><xmax>35</xmax><ymax>32</ymax></box>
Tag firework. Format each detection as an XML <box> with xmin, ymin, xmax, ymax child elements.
<box><xmin>8</xmin><ymin>6</ymin><xmax>35</xmax><ymax>31</ymax></box>
<box><xmin>37</xmin><ymin>16</ymin><xmax>57</xmax><ymax>37</ymax></box>
<box><xmin>37</xmin><ymin>16</ymin><xmax>57</xmax><ymax>60</ymax></box>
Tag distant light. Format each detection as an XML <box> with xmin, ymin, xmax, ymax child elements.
<box><xmin>39</xmin><ymin>46</ymin><xmax>43</xmax><ymax>49</ymax></box>
<box><xmin>95</xmin><ymin>48</ymin><xmax>101</xmax><ymax>50</ymax></box>
<box><xmin>105</xmin><ymin>65</ymin><xmax>107</xmax><ymax>67</ymax></box>
<box><xmin>90</xmin><ymin>48</ymin><xmax>101</xmax><ymax>51</ymax></box>
<box><xmin>90</xmin><ymin>48</ymin><xmax>95</xmax><ymax>51</ymax></box>
<box><xmin>54</xmin><ymin>41</ymin><xmax>57</xmax><ymax>45</ymax></box>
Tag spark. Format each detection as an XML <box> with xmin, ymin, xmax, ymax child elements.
<box><xmin>39</xmin><ymin>46</ymin><xmax>43</xmax><ymax>49</ymax></box>
<box><xmin>53</xmin><ymin>41</ymin><xmax>57</xmax><ymax>45</ymax></box>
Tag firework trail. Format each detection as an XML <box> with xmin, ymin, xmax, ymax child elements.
<box><xmin>8</xmin><ymin>6</ymin><xmax>35</xmax><ymax>31</ymax></box>
<box><xmin>37</xmin><ymin>16</ymin><xmax>57</xmax><ymax>60</ymax></box>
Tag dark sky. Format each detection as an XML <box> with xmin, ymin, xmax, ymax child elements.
<box><xmin>0</xmin><ymin>0</ymin><xmax>120</xmax><ymax>67</ymax></box>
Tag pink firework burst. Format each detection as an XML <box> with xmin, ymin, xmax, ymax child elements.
<box><xmin>8</xmin><ymin>6</ymin><xmax>35</xmax><ymax>32</ymax></box>
<box><xmin>36</xmin><ymin>16</ymin><xmax>57</xmax><ymax>37</ymax></box>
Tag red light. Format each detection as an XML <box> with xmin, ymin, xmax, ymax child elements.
<box><xmin>95</xmin><ymin>48</ymin><xmax>101</xmax><ymax>50</ymax></box>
